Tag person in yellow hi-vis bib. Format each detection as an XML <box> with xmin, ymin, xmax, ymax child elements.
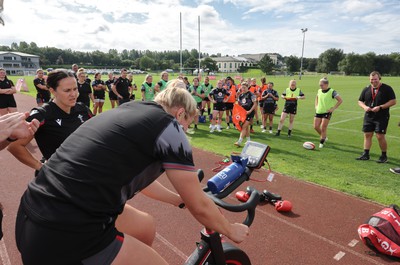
<box><xmin>276</xmin><ymin>80</ymin><xmax>305</xmax><ymax>137</ymax></box>
<box><xmin>313</xmin><ymin>78</ymin><xmax>343</xmax><ymax>148</ymax></box>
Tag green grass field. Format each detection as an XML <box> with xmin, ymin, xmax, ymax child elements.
<box><xmin>9</xmin><ymin>72</ymin><xmax>400</xmax><ymax>205</ymax></box>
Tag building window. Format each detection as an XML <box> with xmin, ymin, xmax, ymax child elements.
<box><xmin>224</xmin><ymin>63</ymin><xmax>226</xmax><ymax>68</ymax></box>
<box><xmin>230</xmin><ymin>63</ymin><xmax>232</xmax><ymax>68</ymax></box>
<box><xmin>4</xmin><ymin>56</ymin><xmax>12</xmax><ymax>60</ymax></box>
<box><xmin>3</xmin><ymin>63</ymin><xmax>12</xmax><ymax>68</ymax></box>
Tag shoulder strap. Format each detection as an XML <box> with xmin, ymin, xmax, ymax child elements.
<box><xmin>373</xmin><ymin>207</ymin><xmax>400</xmax><ymax>235</ymax></box>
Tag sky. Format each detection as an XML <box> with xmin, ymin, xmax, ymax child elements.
<box><xmin>1</xmin><ymin>0</ymin><xmax>400</xmax><ymax>58</ymax></box>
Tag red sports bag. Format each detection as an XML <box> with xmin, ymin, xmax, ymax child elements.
<box><xmin>358</xmin><ymin>204</ymin><xmax>400</xmax><ymax>258</ymax></box>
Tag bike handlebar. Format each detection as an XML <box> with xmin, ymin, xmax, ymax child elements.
<box><xmin>197</xmin><ymin>169</ymin><xmax>259</xmax><ymax>227</ymax></box>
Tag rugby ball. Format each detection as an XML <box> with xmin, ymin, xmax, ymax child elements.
<box><xmin>303</xmin><ymin>141</ymin><xmax>315</xmax><ymax>150</ymax></box>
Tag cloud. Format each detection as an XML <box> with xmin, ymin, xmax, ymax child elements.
<box><xmin>0</xmin><ymin>0</ymin><xmax>399</xmax><ymax>58</ymax></box>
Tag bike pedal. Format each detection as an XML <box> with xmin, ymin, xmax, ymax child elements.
<box><xmin>262</xmin><ymin>190</ymin><xmax>282</xmax><ymax>202</ymax></box>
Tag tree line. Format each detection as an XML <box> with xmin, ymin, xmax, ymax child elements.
<box><xmin>1</xmin><ymin>42</ymin><xmax>399</xmax><ymax>75</ymax></box>
<box><xmin>284</xmin><ymin>49</ymin><xmax>400</xmax><ymax>76</ymax></box>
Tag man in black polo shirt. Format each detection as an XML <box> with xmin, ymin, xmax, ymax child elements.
<box><xmin>357</xmin><ymin>71</ymin><xmax>396</xmax><ymax>163</ymax></box>
<box><xmin>112</xmin><ymin>68</ymin><xmax>132</xmax><ymax>106</ymax></box>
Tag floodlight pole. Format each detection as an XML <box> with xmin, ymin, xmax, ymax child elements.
<box><xmin>198</xmin><ymin>16</ymin><xmax>201</xmax><ymax>77</ymax></box>
<box><xmin>299</xmin><ymin>28</ymin><xmax>308</xmax><ymax>80</ymax></box>
<box><xmin>180</xmin><ymin>12</ymin><xmax>183</xmax><ymax>74</ymax></box>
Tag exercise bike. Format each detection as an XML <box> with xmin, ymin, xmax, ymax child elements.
<box><xmin>184</xmin><ymin>141</ymin><xmax>271</xmax><ymax>265</ymax></box>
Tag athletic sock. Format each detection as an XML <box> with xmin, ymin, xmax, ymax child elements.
<box><xmin>246</xmin><ymin>137</ymin><xmax>251</xmax><ymax>142</ymax></box>
<box><xmin>288</xmin><ymin>129</ymin><xmax>292</xmax><ymax>136</ymax></box>
<box><xmin>364</xmin><ymin>149</ymin><xmax>370</xmax><ymax>155</ymax></box>
<box><xmin>320</xmin><ymin>138</ymin><xmax>326</xmax><ymax>144</ymax></box>
<box><xmin>250</xmin><ymin>125</ymin><xmax>253</xmax><ymax>130</ymax></box>
<box><xmin>269</xmin><ymin>126</ymin><xmax>272</xmax><ymax>130</ymax></box>
<box><xmin>276</xmin><ymin>130</ymin><xmax>281</xmax><ymax>135</ymax></box>
<box><xmin>237</xmin><ymin>137</ymin><xmax>243</xmax><ymax>144</ymax></box>
<box><xmin>382</xmin><ymin>151</ymin><xmax>387</xmax><ymax>157</ymax></box>
<box><xmin>208</xmin><ymin>108</ymin><xmax>211</xmax><ymax>115</ymax></box>
<box><xmin>227</xmin><ymin>123</ymin><xmax>230</xmax><ymax>126</ymax></box>
<box><xmin>194</xmin><ymin>124</ymin><xmax>198</xmax><ymax>129</ymax></box>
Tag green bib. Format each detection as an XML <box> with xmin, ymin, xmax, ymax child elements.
<box><xmin>190</xmin><ymin>85</ymin><xmax>203</xmax><ymax>103</ymax></box>
<box><xmin>316</xmin><ymin>88</ymin><xmax>336</xmax><ymax>114</ymax></box>
<box><xmin>285</xmin><ymin>87</ymin><xmax>301</xmax><ymax>99</ymax></box>
<box><xmin>160</xmin><ymin>80</ymin><xmax>168</xmax><ymax>91</ymax></box>
<box><xmin>143</xmin><ymin>82</ymin><xmax>155</xmax><ymax>101</ymax></box>
<box><xmin>202</xmin><ymin>83</ymin><xmax>213</xmax><ymax>96</ymax></box>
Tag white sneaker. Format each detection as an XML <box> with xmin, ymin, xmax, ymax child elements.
<box><xmin>319</xmin><ymin>143</ymin><xmax>324</xmax><ymax>148</ymax></box>
<box><xmin>226</xmin><ymin>125</ymin><xmax>230</xmax><ymax>129</ymax></box>
<box><xmin>325</xmin><ymin>137</ymin><xmax>328</xmax><ymax>142</ymax></box>
<box><xmin>210</xmin><ymin>128</ymin><xmax>215</xmax><ymax>133</ymax></box>
<box><xmin>262</xmin><ymin>129</ymin><xmax>266</xmax><ymax>133</ymax></box>
<box><xmin>217</xmin><ymin>128</ymin><xmax>222</xmax><ymax>132</ymax></box>
<box><xmin>260</xmin><ymin>125</ymin><xmax>264</xmax><ymax>129</ymax></box>
<box><xmin>269</xmin><ymin>130</ymin><xmax>273</xmax><ymax>134</ymax></box>
<box><xmin>209</xmin><ymin>124</ymin><xmax>212</xmax><ymax>128</ymax></box>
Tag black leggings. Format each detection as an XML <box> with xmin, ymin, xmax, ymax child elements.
<box><xmin>16</xmin><ymin>204</ymin><xmax>123</xmax><ymax>265</ymax></box>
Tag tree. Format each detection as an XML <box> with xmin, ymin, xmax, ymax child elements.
<box><xmin>306</xmin><ymin>58</ymin><xmax>318</xmax><ymax>72</ymax></box>
<box><xmin>139</xmin><ymin>56</ymin><xmax>155</xmax><ymax>70</ymax></box>
<box><xmin>285</xmin><ymin>55</ymin><xmax>300</xmax><ymax>73</ymax></box>
<box><xmin>258</xmin><ymin>54</ymin><xmax>274</xmax><ymax>75</ymax></box>
<box><xmin>184</xmin><ymin>57</ymin><xmax>199</xmax><ymax>73</ymax></box>
<box><xmin>201</xmin><ymin>57</ymin><xmax>218</xmax><ymax>73</ymax></box>
<box><xmin>316</xmin><ymin>48</ymin><xmax>344</xmax><ymax>73</ymax></box>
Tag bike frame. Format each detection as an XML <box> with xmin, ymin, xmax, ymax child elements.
<box><xmin>184</xmin><ymin>168</ymin><xmax>260</xmax><ymax>265</ymax></box>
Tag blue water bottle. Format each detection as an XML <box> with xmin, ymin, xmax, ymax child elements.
<box><xmin>207</xmin><ymin>155</ymin><xmax>248</xmax><ymax>194</ymax></box>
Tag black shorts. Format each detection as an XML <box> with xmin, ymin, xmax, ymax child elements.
<box><xmin>109</xmin><ymin>91</ymin><xmax>118</xmax><ymax>100</ymax></box>
<box><xmin>118</xmin><ymin>98</ymin><xmax>130</xmax><ymax>106</ymax></box>
<box><xmin>246</xmin><ymin>110</ymin><xmax>255</xmax><ymax>121</ymax></box>
<box><xmin>225</xmin><ymin>103</ymin><xmax>234</xmax><ymax>111</ymax></box>
<box><xmin>363</xmin><ymin>116</ymin><xmax>389</xmax><ymax>134</ymax></box>
<box><xmin>259</xmin><ymin>101</ymin><xmax>264</xmax><ymax>107</ymax></box>
<box><xmin>16</xmin><ymin>204</ymin><xmax>123</xmax><ymax>265</ymax></box>
<box><xmin>213</xmin><ymin>102</ymin><xmax>225</xmax><ymax>111</ymax></box>
<box><xmin>283</xmin><ymin>103</ymin><xmax>297</xmax><ymax>115</ymax></box>
<box><xmin>0</xmin><ymin>95</ymin><xmax>17</xmax><ymax>109</ymax></box>
<box><xmin>203</xmin><ymin>97</ymin><xmax>210</xmax><ymax>102</ymax></box>
<box><xmin>196</xmin><ymin>102</ymin><xmax>203</xmax><ymax>110</ymax></box>
<box><xmin>36</xmin><ymin>93</ymin><xmax>51</xmax><ymax>104</ymax></box>
<box><xmin>315</xmin><ymin>112</ymin><xmax>332</xmax><ymax>120</ymax></box>
<box><xmin>262</xmin><ymin>104</ymin><xmax>276</xmax><ymax>115</ymax></box>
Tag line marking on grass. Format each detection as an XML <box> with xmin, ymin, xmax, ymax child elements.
<box><xmin>333</xmin><ymin>251</ymin><xmax>346</xmax><ymax>261</ymax></box>
<box><xmin>155</xmin><ymin>232</ymin><xmax>188</xmax><ymax>261</ymax></box>
<box><xmin>329</xmin><ymin>116</ymin><xmax>364</xmax><ymax>126</ymax></box>
<box><xmin>0</xmin><ymin>238</ymin><xmax>11</xmax><ymax>265</ymax></box>
<box><xmin>348</xmin><ymin>239</ymin><xmax>359</xmax><ymax>247</ymax></box>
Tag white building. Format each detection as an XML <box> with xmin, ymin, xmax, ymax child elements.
<box><xmin>239</xmin><ymin>53</ymin><xmax>279</xmax><ymax>65</ymax></box>
<box><xmin>212</xmin><ymin>56</ymin><xmax>257</xmax><ymax>73</ymax></box>
<box><xmin>0</xmin><ymin>51</ymin><xmax>41</xmax><ymax>75</ymax></box>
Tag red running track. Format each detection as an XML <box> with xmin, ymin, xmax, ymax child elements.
<box><xmin>0</xmin><ymin>93</ymin><xmax>394</xmax><ymax>265</ymax></box>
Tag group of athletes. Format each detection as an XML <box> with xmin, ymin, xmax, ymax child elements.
<box><xmin>0</xmin><ymin>64</ymin><xmax>398</xmax><ymax>264</ymax></box>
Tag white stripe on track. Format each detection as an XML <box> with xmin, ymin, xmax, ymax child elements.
<box><xmin>0</xmin><ymin>238</ymin><xmax>11</xmax><ymax>265</ymax></box>
<box><xmin>155</xmin><ymin>232</ymin><xmax>188</xmax><ymax>261</ymax></box>
<box><xmin>253</xmin><ymin>206</ymin><xmax>386</xmax><ymax>265</ymax></box>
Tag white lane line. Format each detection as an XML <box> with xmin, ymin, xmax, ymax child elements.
<box><xmin>252</xmin><ymin>207</ymin><xmax>385</xmax><ymax>265</ymax></box>
<box><xmin>155</xmin><ymin>232</ymin><xmax>188</xmax><ymax>261</ymax></box>
<box><xmin>0</xmin><ymin>238</ymin><xmax>11</xmax><ymax>265</ymax></box>
<box><xmin>334</xmin><ymin>251</ymin><xmax>346</xmax><ymax>261</ymax></box>
<box><xmin>348</xmin><ymin>239</ymin><xmax>359</xmax><ymax>247</ymax></box>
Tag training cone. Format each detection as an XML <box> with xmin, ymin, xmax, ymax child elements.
<box><xmin>235</xmin><ymin>191</ymin><xmax>249</xmax><ymax>202</ymax></box>
<box><xmin>274</xmin><ymin>200</ymin><xmax>292</xmax><ymax>212</ymax></box>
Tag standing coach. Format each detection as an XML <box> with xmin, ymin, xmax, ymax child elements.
<box><xmin>356</xmin><ymin>71</ymin><xmax>396</xmax><ymax>163</ymax></box>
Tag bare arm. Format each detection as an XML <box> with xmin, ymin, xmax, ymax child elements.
<box><xmin>7</xmin><ymin>135</ymin><xmax>43</xmax><ymax>170</ymax></box>
<box><xmin>141</xmin><ymin>180</ymin><xmax>182</xmax><ymax>206</ymax></box>
<box><xmin>371</xmin><ymin>98</ymin><xmax>397</xmax><ymax>113</ymax></box>
<box><xmin>165</xmin><ymin>169</ymin><xmax>249</xmax><ymax>243</ymax></box>
<box><xmin>329</xmin><ymin>95</ymin><xmax>343</xmax><ymax>113</ymax></box>
<box><xmin>112</xmin><ymin>84</ymin><xmax>122</xmax><ymax>99</ymax></box>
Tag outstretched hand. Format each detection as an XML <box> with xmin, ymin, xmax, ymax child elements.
<box><xmin>0</xmin><ymin>112</ymin><xmax>39</xmax><ymax>142</ymax></box>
